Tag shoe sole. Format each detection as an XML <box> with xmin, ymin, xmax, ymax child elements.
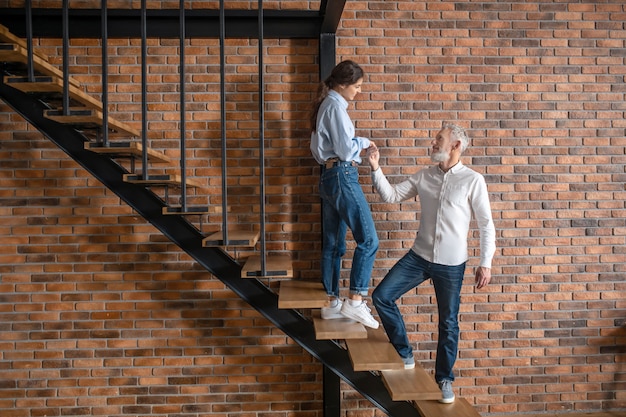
<box><xmin>438</xmin><ymin>397</ymin><xmax>455</xmax><ymax>404</ymax></box>
<box><xmin>404</xmin><ymin>363</ymin><xmax>415</xmax><ymax>370</ymax></box>
<box><xmin>340</xmin><ymin>311</ymin><xmax>379</xmax><ymax>329</ymax></box>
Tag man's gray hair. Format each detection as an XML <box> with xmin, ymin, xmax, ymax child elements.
<box><xmin>443</xmin><ymin>123</ymin><xmax>469</xmax><ymax>153</ymax></box>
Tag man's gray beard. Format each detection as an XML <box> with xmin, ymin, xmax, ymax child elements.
<box><xmin>430</xmin><ymin>150</ymin><xmax>449</xmax><ymax>163</ymax></box>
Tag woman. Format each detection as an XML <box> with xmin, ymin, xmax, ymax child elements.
<box><xmin>310</xmin><ymin>60</ymin><xmax>379</xmax><ymax>329</ymax></box>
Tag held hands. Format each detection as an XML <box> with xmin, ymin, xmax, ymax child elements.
<box><xmin>475</xmin><ymin>266</ymin><xmax>491</xmax><ymax>289</ymax></box>
<box><xmin>366</xmin><ymin>143</ymin><xmax>380</xmax><ymax>170</ymax></box>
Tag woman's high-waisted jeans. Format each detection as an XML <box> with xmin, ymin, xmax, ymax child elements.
<box><xmin>319</xmin><ymin>162</ymin><xmax>378</xmax><ymax>297</ymax></box>
<box><xmin>372</xmin><ymin>250</ymin><xmax>465</xmax><ymax>382</ymax></box>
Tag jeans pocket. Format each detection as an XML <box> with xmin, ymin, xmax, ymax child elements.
<box><xmin>320</xmin><ymin>170</ymin><xmax>341</xmax><ymax>202</ymax></box>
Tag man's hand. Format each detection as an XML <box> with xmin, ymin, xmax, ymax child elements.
<box><xmin>475</xmin><ymin>266</ymin><xmax>491</xmax><ymax>289</ymax></box>
<box><xmin>367</xmin><ymin>143</ymin><xmax>380</xmax><ymax>170</ymax></box>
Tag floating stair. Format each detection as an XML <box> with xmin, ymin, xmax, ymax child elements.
<box><xmin>85</xmin><ymin>141</ymin><xmax>171</xmax><ymax>164</ymax></box>
<box><xmin>415</xmin><ymin>398</ymin><xmax>481</xmax><ymax>417</ymax></box>
<box><xmin>203</xmin><ymin>230</ymin><xmax>261</xmax><ymax>247</ymax></box>
<box><xmin>4</xmin><ymin>75</ymin><xmax>104</xmax><ymax>110</ymax></box>
<box><xmin>44</xmin><ymin>107</ymin><xmax>140</xmax><ymax>137</ymax></box>
<box><xmin>240</xmin><ymin>254</ymin><xmax>293</xmax><ymax>278</ymax></box>
<box><xmin>381</xmin><ymin>366</ymin><xmax>440</xmax><ymax>401</ymax></box>
<box><xmin>123</xmin><ymin>173</ymin><xmax>205</xmax><ymax>188</ymax></box>
<box><xmin>312</xmin><ymin>311</ymin><xmax>367</xmax><ymax>340</ymax></box>
<box><xmin>346</xmin><ymin>327</ymin><xmax>404</xmax><ymax>371</ymax></box>
<box><xmin>277</xmin><ymin>280</ymin><xmax>327</xmax><ymax>309</ymax></box>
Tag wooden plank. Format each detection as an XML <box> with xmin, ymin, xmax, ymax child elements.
<box><xmin>345</xmin><ymin>327</ymin><xmax>404</xmax><ymax>371</ymax></box>
<box><xmin>414</xmin><ymin>398</ymin><xmax>480</xmax><ymax>417</ymax></box>
<box><xmin>5</xmin><ymin>75</ymin><xmax>104</xmax><ymax>110</ymax></box>
<box><xmin>0</xmin><ymin>24</ymin><xmax>49</xmax><ymax>60</ymax></box>
<box><xmin>123</xmin><ymin>174</ymin><xmax>205</xmax><ymax>188</ymax></box>
<box><xmin>44</xmin><ymin>108</ymin><xmax>140</xmax><ymax>138</ymax></box>
<box><xmin>277</xmin><ymin>280</ymin><xmax>327</xmax><ymax>309</ymax></box>
<box><xmin>313</xmin><ymin>312</ymin><xmax>367</xmax><ymax>340</ymax></box>
<box><xmin>381</xmin><ymin>366</ymin><xmax>440</xmax><ymax>401</ymax></box>
<box><xmin>203</xmin><ymin>230</ymin><xmax>260</xmax><ymax>247</ymax></box>
<box><xmin>85</xmin><ymin>141</ymin><xmax>171</xmax><ymax>164</ymax></box>
<box><xmin>0</xmin><ymin>41</ymin><xmax>81</xmax><ymax>88</ymax></box>
<box><xmin>241</xmin><ymin>254</ymin><xmax>293</xmax><ymax>278</ymax></box>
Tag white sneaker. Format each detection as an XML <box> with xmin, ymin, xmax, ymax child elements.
<box><xmin>340</xmin><ymin>300</ymin><xmax>379</xmax><ymax>329</ymax></box>
<box><xmin>321</xmin><ymin>299</ymin><xmax>344</xmax><ymax>320</ymax></box>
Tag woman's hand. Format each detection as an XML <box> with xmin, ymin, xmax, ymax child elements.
<box><xmin>367</xmin><ymin>143</ymin><xmax>380</xmax><ymax>170</ymax></box>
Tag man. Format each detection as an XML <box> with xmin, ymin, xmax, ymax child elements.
<box><xmin>368</xmin><ymin>123</ymin><xmax>496</xmax><ymax>404</ymax></box>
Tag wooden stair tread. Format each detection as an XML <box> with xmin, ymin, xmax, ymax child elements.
<box><xmin>312</xmin><ymin>312</ymin><xmax>367</xmax><ymax>340</ymax></box>
<box><xmin>123</xmin><ymin>174</ymin><xmax>205</xmax><ymax>188</ymax></box>
<box><xmin>5</xmin><ymin>75</ymin><xmax>104</xmax><ymax>110</ymax></box>
<box><xmin>85</xmin><ymin>141</ymin><xmax>171</xmax><ymax>163</ymax></box>
<box><xmin>414</xmin><ymin>398</ymin><xmax>480</xmax><ymax>417</ymax></box>
<box><xmin>381</xmin><ymin>365</ymin><xmax>440</xmax><ymax>401</ymax></box>
<box><xmin>345</xmin><ymin>327</ymin><xmax>404</xmax><ymax>371</ymax></box>
<box><xmin>277</xmin><ymin>280</ymin><xmax>327</xmax><ymax>309</ymax></box>
<box><xmin>0</xmin><ymin>24</ymin><xmax>49</xmax><ymax>60</ymax></box>
<box><xmin>203</xmin><ymin>230</ymin><xmax>260</xmax><ymax>247</ymax></box>
<box><xmin>44</xmin><ymin>108</ymin><xmax>140</xmax><ymax>137</ymax></box>
<box><xmin>0</xmin><ymin>41</ymin><xmax>81</xmax><ymax>88</ymax></box>
<box><xmin>241</xmin><ymin>254</ymin><xmax>293</xmax><ymax>278</ymax></box>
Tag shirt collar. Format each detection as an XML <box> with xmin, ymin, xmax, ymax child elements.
<box><xmin>437</xmin><ymin>161</ymin><xmax>464</xmax><ymax>174</ymax></box>
<box><xmin>328</xmin><ymin>89</ymin><xmax>348</xmax><ymax>109</ymax></box>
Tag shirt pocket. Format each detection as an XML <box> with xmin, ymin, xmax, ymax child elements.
<box><xmin>444</xmin><ymin>184</ymin><xmax>469</xmax><ymax>205</ymax></box>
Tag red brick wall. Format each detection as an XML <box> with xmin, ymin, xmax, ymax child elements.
<box><xmin>0</xmin><ymin>1</ymin><xmax>625</xmax><ymax>416</ymax></box>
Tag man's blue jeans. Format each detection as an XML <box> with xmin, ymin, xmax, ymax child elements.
<box><xmin>372</xmin><ymin>250</ymin><xmax>465</xmax><ymax>382</ymax></box>
<box><xmin>319</xmin><ymin>163</ymin><xmax>378</xmax><ymax>297</ymax></box>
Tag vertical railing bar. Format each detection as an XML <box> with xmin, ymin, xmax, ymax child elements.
<box><xmin>258</xmin><ymin>0</ymin><xmax>266</xmax><ymax>276</ymax></box>
<box><xmin>62</xmin><ymin>0</ymin><xmax>70</xmax><ymax>116</ymax></box>
<box><xmin>101</xmin><ymin>0</ymin><xmax>109</xmax><ymax>146</ymax></box>
<box><xmin>25</xmin><ymin>0</ymin><xmax>34</xmax><ymax>81</ymax></box>
<box><xmin>219</xmin><ymin>0</ymin><xmax>228</xmax><ymax>243</ymax></box>
<box><xmin>179</xmin><ymin>0</ymin><xmax>187</xmax><ymax>210</ymax></box>
<box><xmin>141</xmin><ymin>0</ymin><xmax>148</xmax><ymax>180</ymax></box>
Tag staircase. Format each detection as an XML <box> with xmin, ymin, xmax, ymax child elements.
<box><xmin>0</xmin><ymin>8</ymin><xmax>482</xmax><ymax>417</ymax></box>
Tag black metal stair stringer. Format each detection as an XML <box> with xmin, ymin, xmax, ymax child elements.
<box><xmin>0</xmin><ymin>81</ymin><xmax>421</xmax><ymax>417</ymax></box>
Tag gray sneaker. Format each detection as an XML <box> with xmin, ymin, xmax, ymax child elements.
<box><xmin>438</xmin><ymin>380</ymin><xmax>455</xmax><ymax>404</ymax></box>
<box><xmin>402</xmin><ymin>356</ymin><xmax>415</xmax><ymax>370</ymax></box>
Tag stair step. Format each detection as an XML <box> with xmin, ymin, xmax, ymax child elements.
<box><xmin>203</xmin><ymin>230</ymin><xmax>260</xmax><ymax>247</ymax></box>
<box><xmin>277</xmin><ymin>280</ymin><xmax>327</xmax><ymax>309</ymax></box>
<box><xmin>44</xmin><ymin>108</ymin><xmax>140</xmax><ymax>137</ymax></box>
<box><xmin>123</xmin><ymin>174</ymin><xmax>205</xmax><ymax>188</ymax></box>
<box><xmin>414</xmin><ymin>398</ymin><xmax>480</xmax><ymax>417</ymax></box>
<box><xmin>5</xmin><ymin>75</ymin><xmax>104</xmax><ymax>110</ymax></box>
<box><xmin>163</xmin><ymin>206</ymin><xmax>220</xmax><ymax>215</ymax></box>
<box><xmin>241</xmin><ymin>254</ymin><xmax>293</xmax><ymax>278</ymax></box>
<box><xmin>85</xmin><ymin>141</ymin><xmax>171</xmax><ymax>163</ymax></box>
<box><xmin>312</xmin><ymin>312</ymin><xmax>367</xmax><ymax>340</ymax></box>
<box><xmin>0</xmin><ymin>24</ymin><xmax>50</xmax><ymax>60</ymax></box>
<box><xmin>345</xmin><ymin>327</ymin><xmax>404</xmax><ymax>371</ymax></box>
<box><xmin>381</xmin><ymin>366</ymin><xmax>440</xmax><ymax>401</ymax></box>
<box><xmin>0</xmin><ymin>37</ymin><xmax>81</xmax><ymax>88</ymax></box>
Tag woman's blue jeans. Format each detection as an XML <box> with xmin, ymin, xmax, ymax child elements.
<box><xmin>372</xmin><ymin>250</ymin><xmax>465</xmax><ymax>382</ymax></box>
<box><xmin>319</xmin><ymin>163</ymin><xmax>378</xmax><ymax>297</ymax></box>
